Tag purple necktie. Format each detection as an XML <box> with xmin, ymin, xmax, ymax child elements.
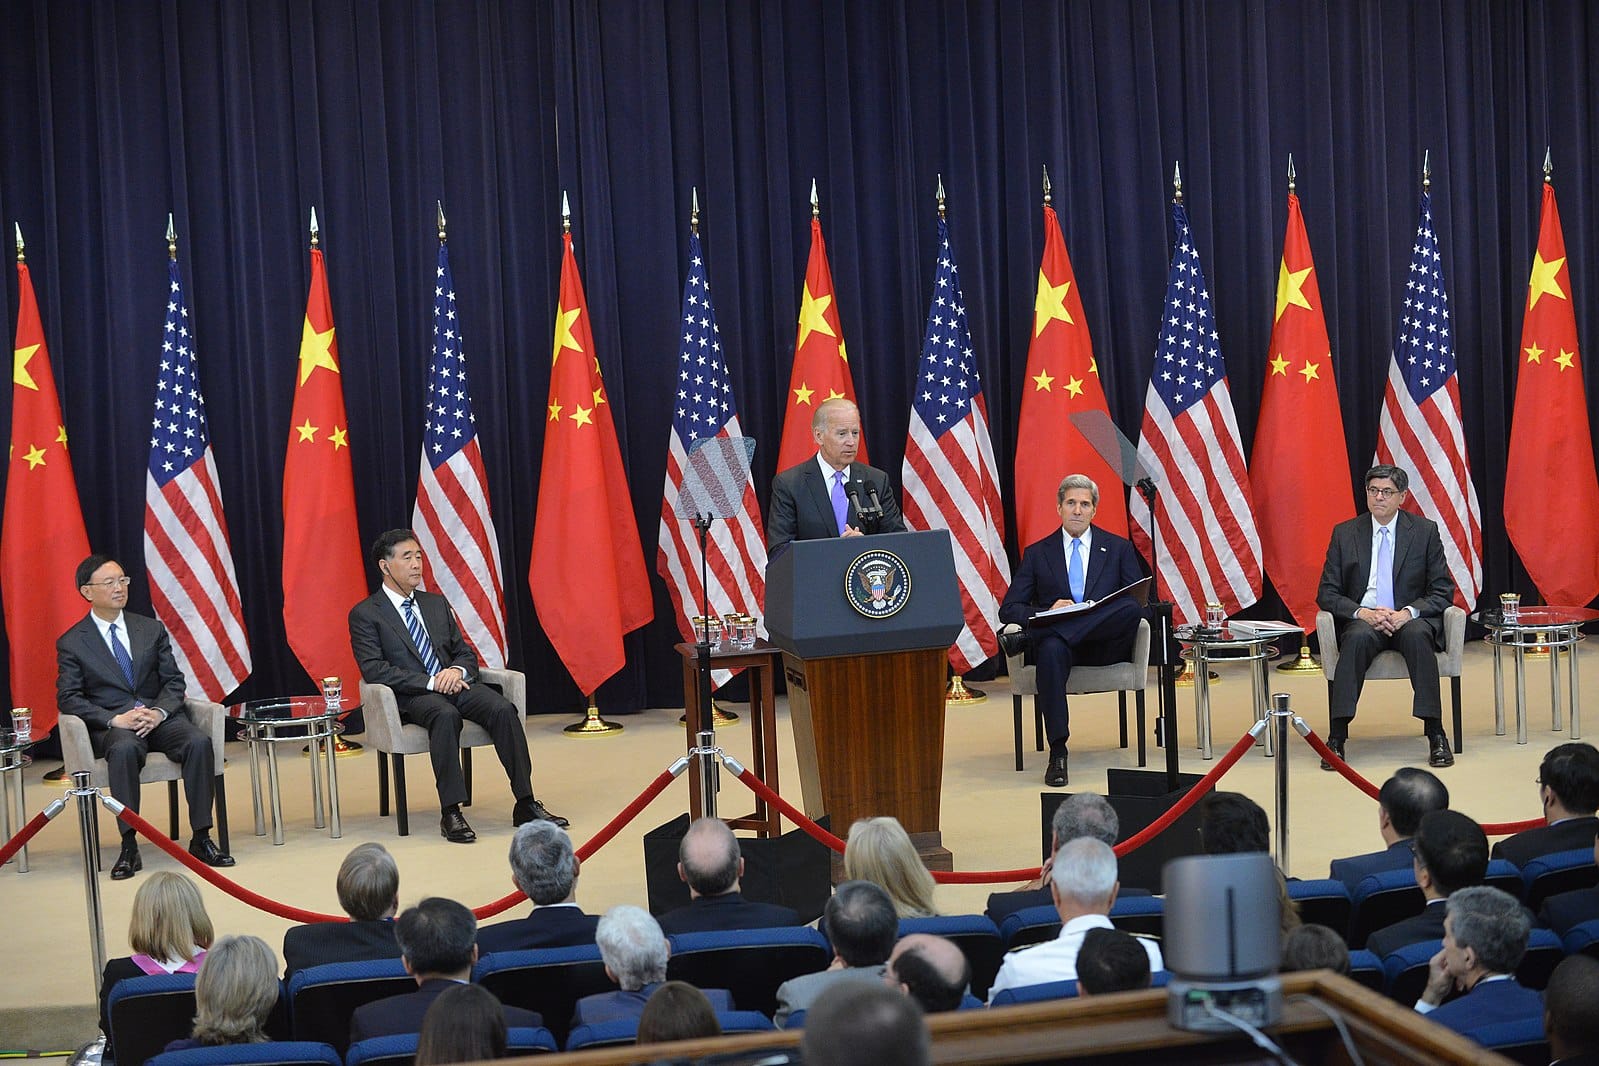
<box><xmin>831</xmin><ymin>470</ymin><xmax>849</xmax><ymax>534</ymax></box>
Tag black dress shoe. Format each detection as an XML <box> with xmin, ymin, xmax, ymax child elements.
<box><xmin>188</xmin><ymin>835</ymin><xmax>235</xmax><ymax>868</ymax></box>
<box><xmin>441</xmin><ymin>808</ymin><xmax>477</xmax><ymax>843</ymax></box>
<box><xmin>110</xmin><ymin>843</ymin><xmax>142</xmax><ymax>881</ymax></box>
<box><xmin>997</xmin><ymin>627</ymin><xmax>1031</xmax><ymax>659</ymax></box>
<box><xmin>1320</xmin><ymin>737</ymin><xmax>1346</xmax><ymax>771</ymax></box>
<box><xmin>1428</xmin><ymin>734</ymin><xmax>1455</xmax><ymax>768</ymax></box>
<box><xmin>1044</xmin><ymin>749</ymin><xmax>1069</xmax><ymax>788</ymax></box>
<box><xmin>513</xmin><ymin>797</ymin><xmax>569</xmax><ymax>829</ymax></box>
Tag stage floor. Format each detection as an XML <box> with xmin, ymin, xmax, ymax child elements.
<box><xmin>0</xmin><ymin>639</ymin><xmax>1573</xmax><ymax>1050</ymax></box>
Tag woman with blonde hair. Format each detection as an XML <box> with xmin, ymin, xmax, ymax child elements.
<box><xmin>164</xmin><ymin>935</ymin><xmax>282</xmax><ymax>1049</ymax></box>
<box><xmin>98</xmin><ymin>871</ymin><xmax>214</xmax><ymax>1054</ymax></box>
<box><xmin>843</xmin><ymin>816</ymin><xmax>937</xmax><ymax>919</ymax></box>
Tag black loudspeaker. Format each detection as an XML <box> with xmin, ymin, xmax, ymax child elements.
<box><xmin>642</xmin><ymin>813</ymin><xmax>835</xmax><ymax>924</ymax></box>
<box><xmin>1041</xmin><ymin>767</ymin><xmax>1209</xmax><ymax>894</ymax></box>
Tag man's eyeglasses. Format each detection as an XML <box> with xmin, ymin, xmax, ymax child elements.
<box><xmin>84</xmin><ymin>576</ymin><xmax>132</xmax><ymax>589</ymax></box>
<box><xmin>1366</xmin><ymin>486</ymin><xmax>1400</xmax><ymax>499</ymax></box>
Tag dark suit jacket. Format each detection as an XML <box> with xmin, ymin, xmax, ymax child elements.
<box><xmin>572</xmin><ymin>982</ymin><xmax>734</xmax><ymax>1028</ymax></box>
<box><xmin>985</xmin><ymin>883</ymin><xmax>1149</xmax><ymax>925</ymax></box>
<box><xmin>282</xmin><ymin>918</ymin><xmax>401</xmax><ymax>978</ymax></box>
<box><xmin>998</xmin><ymin>526</ymin><xmax>1146</xmax><ymax>636</ymax></box>
<box><xmin>349</xmin><ymin>977</ymin><xmax>541</xmax><ymax>1043</ymax></box>
<box><xmin>477</xmin><ymin>904</ymin><xmax>600</xmax><ymax>954</ymax></box>
<box><xmin>1366</xmin><ymin>898</ymin><xmax>1448</xmax><ymax>958</ymax></box>
<box><xmin>767</xmin><ymin>459</ymin><xmax>905</xmax><ymax>554</ymax></box>
<box><xmin>348</xmin><ymin>589</ymin><xmax>479</xmax><ymax>701</ymax></box>
<box><xmin>1424</xmin><ymin>977</ymin><xmax>1543</xmax><ymax>1034</ymax></box>
<box><xmin>1330</xmin><ymin>839</ymin><xmax>1417</xmax><ymax>892</ymax></box>
<box><xmin>1490</xmin><ymin>816</ymin><xmax>1599</xmax><ymax>869</ymax></box>
<box><xmin>1539</xmin><ymin>886</ymin><xmax>1599</xmax><ymax>935</ymax></box>
<box><xmin>1316</xmin><ymin>511</ymin><xmax>1454</xmax><ymax>646</ymax></box>
<box><xmin>56</xmin><ymin>612</ymin><xmax>188</xmax><ymax>731</ymax></box>
<box><xmin>655</xmin><ymin>892</ymin><xmax>802</xmax><ymax>935</ymax></box>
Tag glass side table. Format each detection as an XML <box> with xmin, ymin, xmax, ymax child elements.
<box><xmin>226</xmin><ymin>697</ymin><xmax>348</xmax><ymax>845</ymax></box>
<box><xmin>1470</xmin><ymin>605</ymin><xmax>1596</xmax><ymax>744</ymax></box>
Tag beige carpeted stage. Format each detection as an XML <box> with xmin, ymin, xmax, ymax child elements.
<box><xmin>0</xmin><ymin>640</ymin><xmax>1578</xmax><ymax>1051</ymax></box>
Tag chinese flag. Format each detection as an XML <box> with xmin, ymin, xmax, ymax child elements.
<box><xmin>1249</xmin><ymin>191</ymin><xmax>1353</xmax><ymax>632</ymax></box>
<box><xmin>530</xmin><ymin>231</ymin><xmax>651</xmax><ymax>696</ymax></box>
<box><xmin>1014</xmin><ymin>203</ymin><xmax>1126</xmax><ymax>547</ymax></box>
<box><xmin>775</xmin><ymin>216</ymin><xmax>865</xmax><ymax>472</ymax></box>
<box><xmin>1505</xmin><ymin>180</ymin><xmax>1599</xmax><ymax>605</ymax></box>
<box><xmin>2</xmin><ymin>258</ymin><xmax>91</xmax><ymax>734</ymax></box>
<box><xmin>281</xmin><ymin>245</ymin><xmax>365</xmax><ymax>692</ymax></box>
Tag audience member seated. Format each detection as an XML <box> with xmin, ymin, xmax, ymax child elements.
<box><xmin>985</xmin><ymin>792</ymin><xmax>1143</xmax><ymax>924</ymax></box>
<box><xmin>1544</xmin><ymin>955</ymin><xmax>1599</xmax><ymax>1066</ymax></box>
<box><xmin>800</xmin><ymin>982</ymin><xmax>930</xmax><ymax>1066</ymax></box>
<box><xmin>1492</xmin><ymin>742</ymin><xmax>1599</xmax><ymax>868</ymax></box>
<box><xmin>1539</xmin><ymin>829</ymin><xmax>1599</xmax><ymax>935</ymax></box>
<box><xmin>776</xmin><ymin>880</ymin><xmax>898</xmax><ymax>1027</ymax></box>
<box><xmin>1415</xmin><ymin>886</ymin><xmax>1542</xmax><ymax>1034</ymax></box>
<box><xmin>987</xmin><ymin>838</ymin><xmax>1162</xmax><ymax>1001</ymax></box>
<box><xmin>350</xmin><ymin>897</ymin><xmax>541</xmax><ymax>1044</ymax></box>
<box><xmin>844</xmin><ymin>817</ymin><xmax>938</xmax><ymax>919</ymax></box>
<box><xmin>477</xmin><ymin>819</ymin><xmax>599</xmax><ymax>954</ymax></box>
<box><xmin>416</xmin><ymin>983</ymin><xmax>507</xmax><ymax>1065</ymax></box>
<box><xmin>573</xmin><ymin>905</ymin><xmax>733</xmax><ymax>1028</ymax></box>
<box><xmin>1367</xmin><ymin>809</ymin><xmax>1488</xmax><ymax>958</ymax></box>
<box><xmin>1329</xmin><ymin>767</ymin><xmax>1449</xmax><ymax>890</ymax></box>
<box><xmin>884</xmin><ymin>934</ymin><xmax>970</xmax><ymax>1014</ymax></box>
<box><xmin>99</xmin><ymin>871</ymin><xmax>214</xmax><ymax>1053</ymax></box>
<box><xmin>1280</xmin><ymin>924</ymin><xmax>1350</xmax><ymax>975</ymax></box>
<box><xmin>282</xmin><ymin>842</ymin><xmax>402</xmax><ymax>978</ymax></box>
<box><xmin>1199</xmin><ymin>792</ymin><xmax>1301</xmax><ymax>939</ymax></box>
<box><xmin>656</xmin><ymin>817</ymin><xmax>801</xmax><ymax>934</ymax></box>
<box><xmin>163</xmin><ymin>935</ymin><xmax>281</xmax><ymax>1051</ymax></box>
<box><xmin>1074</xmin><ymin>928</ymin><xmax>1153</xmax><ymax>995</ymax></box>
<box><xmin>637</xmin><ymin>981</ymin><xmax>723</xmax><ymax>1044</ymax></box>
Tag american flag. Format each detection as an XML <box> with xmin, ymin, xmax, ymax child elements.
<box><xmin>1374</xmin><ymin>191</ymin><xmax>1482</xmax><ymax>608</ymax></box>
<box><xmin>412</xmin><ymin>240</ymin><xmax>509</xmax><ymax>668</ymax></box>
<box><xmin>1129</xmin><ymin>200</ymin><xmax>1262</xmax><ymax>625</ymax></box>
<box><xmin>657</xmin><ymin>232</ymin><xmax>766</xmax><ymax>689</ymax></box>
<box><xmin>901</xmin><ymin>214</ymin><xmax>1009</xmax><ymax>671</ymax></box>
<box><xmin>143</xmin><ymin>257</ymin><xmax>251</xmax><ymax>701</ymax></box>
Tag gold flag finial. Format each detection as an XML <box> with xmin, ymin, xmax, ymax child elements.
<box><xmin>309</xmin><ymin>206</ymin><xmax>320</xmax><ymax>248</ymax></box>
<box><xmin>1422</xmin><ymin>150</ymin><xmax>1431</xmax><ymax>193</ymax></box>
<box><xmin>561</xmin><ymin>191</ymin><xmax>571</xmax><ymax>235</ymax></box>
<box><xmin>167</xmin><ymin>213</ymin><xmax>177</xmax><ymax>260</ymax></box>
<box><xmin>810</xmin><ymin>178</ymin><xmax>820</xmax><ymax>219</ymax></box>
<box><xmin>1543</xmin><ymin>147</ymin><xmax>1553</xmax><ymax>184</ymax></box>
<box><xmin>1173</xmin><ymin>160</ymin><xmax>1184</xmax><ymax>205</ymax></box>
<box><xmin>14</xmin><ymin>223</ymin><xmax>23</xmax><ymax>263</ymax></box>
<box><xmin>690</xmin><ymin>186</ymin><xmax>700</xmax><ymax>236</ymax></box>
<box><xmin>936</xmin><ymin>174</ymin><xmax>946</xmax><ymax>221</ymax></box>
<box><xmin>1287</xmin><ymin>154</ymin><xmax>1296</xmax><ymax>193</ymax></box>
<box><xmin>1042</xmin><ymin>164</ymin><xmax>1052</xmax><ymax>206</ymax></box>
<box><xmin>437</xmin><ymin>200</ymin><xmax>447</xmax><ymax>242</ymax></box>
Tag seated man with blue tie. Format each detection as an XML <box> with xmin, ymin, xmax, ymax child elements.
<box><xmin>56</xmin><ymin>554</ymin><xmax>233</xmax><ymax>880</ymax></box>
<box><xmin>349</xmin><ymin>529</ymin><xmax>564</xmax><ymax>844</ymax></box>
<box><xmin>997</xmin><ymin>474</ymin><xmax>1146</xmax><ymax>787</ymax></box>
<box><xmin>1317</xmin><ymin>464</ymin><xmax>1456</xmax><ymax>770</ymax></box>
<box><xmin>766</xmin><ymin>397</ymin><xmax>905</xmax><ymax>554</ymax></box>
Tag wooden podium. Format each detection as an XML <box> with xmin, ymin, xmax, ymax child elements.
<box><xmin>765</xmin><ymin>531</ymin><xmax>963</xmax><ymax>869</ymax></box>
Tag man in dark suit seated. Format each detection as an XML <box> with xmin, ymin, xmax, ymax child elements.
<box><xmin>572</xmin><ymin>906</ymin><xmax>733</xmax><ymax>1028</ymax></box>
<box><xmin>655</xmin><ymin>817</ymin><xmax>801</xmax><ymax>934</ymax></box>
<box><xmin>997</xmin><ymin>474</ymin><xmax>1146</xmax><ymax>787</ymax></box>
<box><xmin>1413</xmin><ymin>886</ymin><xmax>1542</xmax><ymax>1034</ymax></box>
<box><xmin>1539</xmin><ymin>829</ymin><xmax>1599</xmax><ymax>935</ymax></box>
<box><xmin>477</xmin><ymin>819</ymin><xmax>600</xmax><ymax>953</ymax></box>
<box><xmin>1491</xmin><ymin>742</ymin><xmax>1599</xmax><ymax>868</ymax></box>
<box><xmin>1329</xmin><ymin>767</ymin><xmax>1449</xmax><ymax>891</ymax></box>
<box><xmin>1367</xmin><ymin>809</ymin><xmax>1488</xmax><ymax>958</ymax></box>
<box><xmin>349</xmin><ymin>897</ymin><xmax>540</xmax><ymax>1043</ymax></box>
<box><xmin>349</xmin><ymin>529</ymin><xmax>565</xmax><ymax>844</ymax></box>
<box><xmin>1316</xmin><ymin>464</ymin><xmax>1457</xmax><ymax>770</ymax></box>
<box><xmin>766</xmin><ymin>397</ymin><xmax>905</xmax><ymax>555</ymax></box>
<box><xmin>283</xmin><ymin>842</ymin><xmax>403</xmax><ymax>978</ymax></box>
<box><xmin>985</xmin><ymin>792</ymin><xmax>1147</xmax><ymax>924</ymax></box>
<box><xmin>885</xmin><ymin>934</ymin><xmax>970</xmax><ymax>1014</ymax></box>
<box><xmin>1545</xmin><ymin>956</ymin><xmax>1599</xmax><ymax>1065</ymax></box>
<box><xmin>56</xmin><ymin>553</ymin><xmax>233</xmax><ymax>880</ymax></box>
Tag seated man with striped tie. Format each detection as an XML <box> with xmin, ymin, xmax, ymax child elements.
<box><xmin>349</xmin><ymin>529</ymin><xmax>565</xmax><ymax>844</ymax></box>
<box><xmin>56</xmin><ymin>554</ymin><xmax>233</xmax><ymax>880</ymax></box>
<box><xmin>1317</xmin><ymin>464</ymin><xmax>1456</xmax><ymax>770</ymax></box>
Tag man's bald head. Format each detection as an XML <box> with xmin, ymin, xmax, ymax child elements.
<box><xmin>678</xmin><ymin>817</ymin><xmax>742</xmax><ymax>897</ymax></box>
<box><xmin>885</xmin><ymin>933</ymin><xmax>970</xmax><ymax>1013</ymax></box>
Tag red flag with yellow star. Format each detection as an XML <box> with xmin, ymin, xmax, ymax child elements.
<box><xmin>1249</xmin><ymin>191</ymin><xmax>1354</xmax><ymax>631</ymax></box>
<box><xmin>1505</xmin><ymin>180</ymin><xmax>1599</xmax><ymax>605</ymax></box>
<box><xmin>281</xmin><ymin>245</ymin><xmax>365</xmax><ymax>691</ymax></box>
<box><xmin>775</xmin><ymin>216</ymin><xmax>865</xmax><ymax>472</ymax></box>
<box><xmin>1014</xmin><ymin>203</ymin><xmax>1125</xmax><ymax>546</ymax></box>
<box><xmin>530</xmin><ymin>231</ymin><xmax>651</xmax><ymax>696</ymax></box>
<box><xmin>2</xmin><ymin>258</ymin><xmax>91</xmax><ymax>734</ymax></box>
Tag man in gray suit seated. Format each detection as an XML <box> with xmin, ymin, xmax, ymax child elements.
<box><xmin>775</xmin><ymin>880</ymin><xmax>898</xmax><ymax>1027</ymax></box>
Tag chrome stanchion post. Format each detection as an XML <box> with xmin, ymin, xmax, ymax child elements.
<box><xmin>1271</xmin><ymin>693</ymin><xmax>1292</xmax><ymax>873</ymax></box>
<box><xmin>71</xmin><ymin>771</ymin><xmax>109</xmax><ymax>992</ymax></box>
<box><xmin>696</xmin><ymin>729</ymin><xmax>718</xmax><ymax>818</ymax></box>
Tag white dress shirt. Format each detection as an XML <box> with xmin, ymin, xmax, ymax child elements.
<box><xmin>987</xmin><ymin>913</ymin><xmax>1164</xmax><ymax>1002</ymax></box>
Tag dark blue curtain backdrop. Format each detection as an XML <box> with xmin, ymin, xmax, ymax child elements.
<box><xmin>3</xmin><ymin>1</ymin><xmax>1598</xmax><ymax>715</ymax></box>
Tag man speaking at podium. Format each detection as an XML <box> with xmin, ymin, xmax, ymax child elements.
<box><xmin>767</xmin><ymin>398</ymin><xmax>905</xmax><ymax>554</ymax></box>
<box><xmin>998</xmin><ymin>475</ymin><xmax>1145</xmax><ymax>787</ymax></box>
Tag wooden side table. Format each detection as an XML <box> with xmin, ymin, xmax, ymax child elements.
<box><xmin>675</xmin><ymin>640</ymin><xmax>781</xmax><ymax>837</ymax></box>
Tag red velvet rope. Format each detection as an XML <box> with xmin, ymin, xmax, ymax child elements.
<box><xmin>730</xmin><ymin>768</ymin><xmax>848</xmax><ymax>851</ymax></box>
<box><xmin>0</xmin><ymin>808</ymin><xmax>54</xmax><ymax>866</ymax></box>
<box><xmin>1110</xmin><ymin>728</ymin><xmax>1261</xmax><ymax>857</ymax></box>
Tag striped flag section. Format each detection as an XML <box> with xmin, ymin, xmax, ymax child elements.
<box><xmin>1373</xmin><ymin>190</ymin><xmax>1482</xmax><ymax>609</ymax></box>
<box><xmin>143</xmin><ymin>253</ymin><xmax>251</xmax><ymax>701</ymax></box>
<box><xmin>656</xmin><ymin>231</ymin><xmax>767</xmax><ymax>688</ymax></box>
<box><xmin>412</xmin><ymin>237</ymin><xmax>509</xmax><ymax>668</ymax></box>
<box><xmin>1129</xmin><ymin>198</ymin><xmax>1262</xmax><ymax>625</ymax></box>
<box><xmin>901</xmin><ymin>213</ymin><xmax>1009</xmax><ymax>672</ymax></box>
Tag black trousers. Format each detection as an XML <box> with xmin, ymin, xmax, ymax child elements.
<box><xmin>1030</xmin><ymin>598</ymin><xmax>1144</xmax><ymax>747</ymax></box>
<box><xmin>399</xmin><ymin>684</ymin><xmax>532</xmax><ymax>811</ymax></box>
<box><xmin>93</xmin><ymin>712</ymin><xmax>215</xmax><ymax>837</ymax></box>
<box><xmin>1330</xmin><ymin>618</ymin><xmax>1442</xmax><ymax>729</ymax></box>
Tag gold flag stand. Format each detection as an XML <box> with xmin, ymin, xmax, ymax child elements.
<box><xmin>681</xmin><ymin>705</ymin><xmax>740</xmax><ymax>726</ymax></box>
<box><xmin>1277</xmin><ymin>642</ymin><xmax>1323</xmax><ymax>672</ymax></box>
<box><xmin>945</xmin><ymin>676</ymin><xmax>987</xmax><ymax>704</ymax></box>
<box><xmin>566</xmin><ymin>696</ymin><xmax>624</xmax><ymax>736</ymax></box>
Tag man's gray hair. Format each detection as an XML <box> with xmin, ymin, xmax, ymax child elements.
<box><xmin>595</xmin><ymin>905</ymin><xmax>669</xmax><ymax>991</ymax></box>
<box><xmin>1365</xmin><ymin>464</ymin><xmax>1409</xmax><ymax>492</ymax></box>
<box><xmin>812</xmin><ymin>396</ymin><xmax>859</xmax><ymax>432</ymax></box>
<box><xmin>508</xmin><ymin>820</ymin><xmax>578</xmax><ymax>906</ymax></box>
<box><xmin>1053</xmin><ymin>793</ymin><xmax>1119</xmax><ymax>847</ymax></box>
<box><xmin>1446</xmin><ymin>886</ymin><xmax>1530</xmax><ymax>974</ymax></box>
<box><xmin>1050</xmin><ymin>837</ymin><xmax>1117</xmax><ymax>907</ymax></box>
<box><xmin>1057</xmin><ymin>474</ymin><xmax>1100</xmax><ymax>507</ymax></box>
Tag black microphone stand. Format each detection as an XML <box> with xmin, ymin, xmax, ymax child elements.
<box><xmin>1138</xmin><ymin>477</ymin><xmax>1180</xmax><ymax>792</ymax></box>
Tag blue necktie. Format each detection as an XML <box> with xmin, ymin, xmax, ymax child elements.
<box><xmin>402</xmin><ymin>598</ymin><xmax>444</xmax><ymax>676</ymax></box>
<box><xmin>1375</xmin><ymin>527</ymin><xmax>1395</xmax><ymax>610</ymax></box>
<box><xmin>109</xmin><ymin>622</ymin><xmax>135</xmax><ymax>687</ymax></box>
<box><xmin>1068</xmin><ymin>538</ymin><xmax>1085</xmax><ymax>602</ymax></box>
<box><xmin>831</xmin><ymin>470</ymin><xmax>849</xmax><ymax>535</ymax></box>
